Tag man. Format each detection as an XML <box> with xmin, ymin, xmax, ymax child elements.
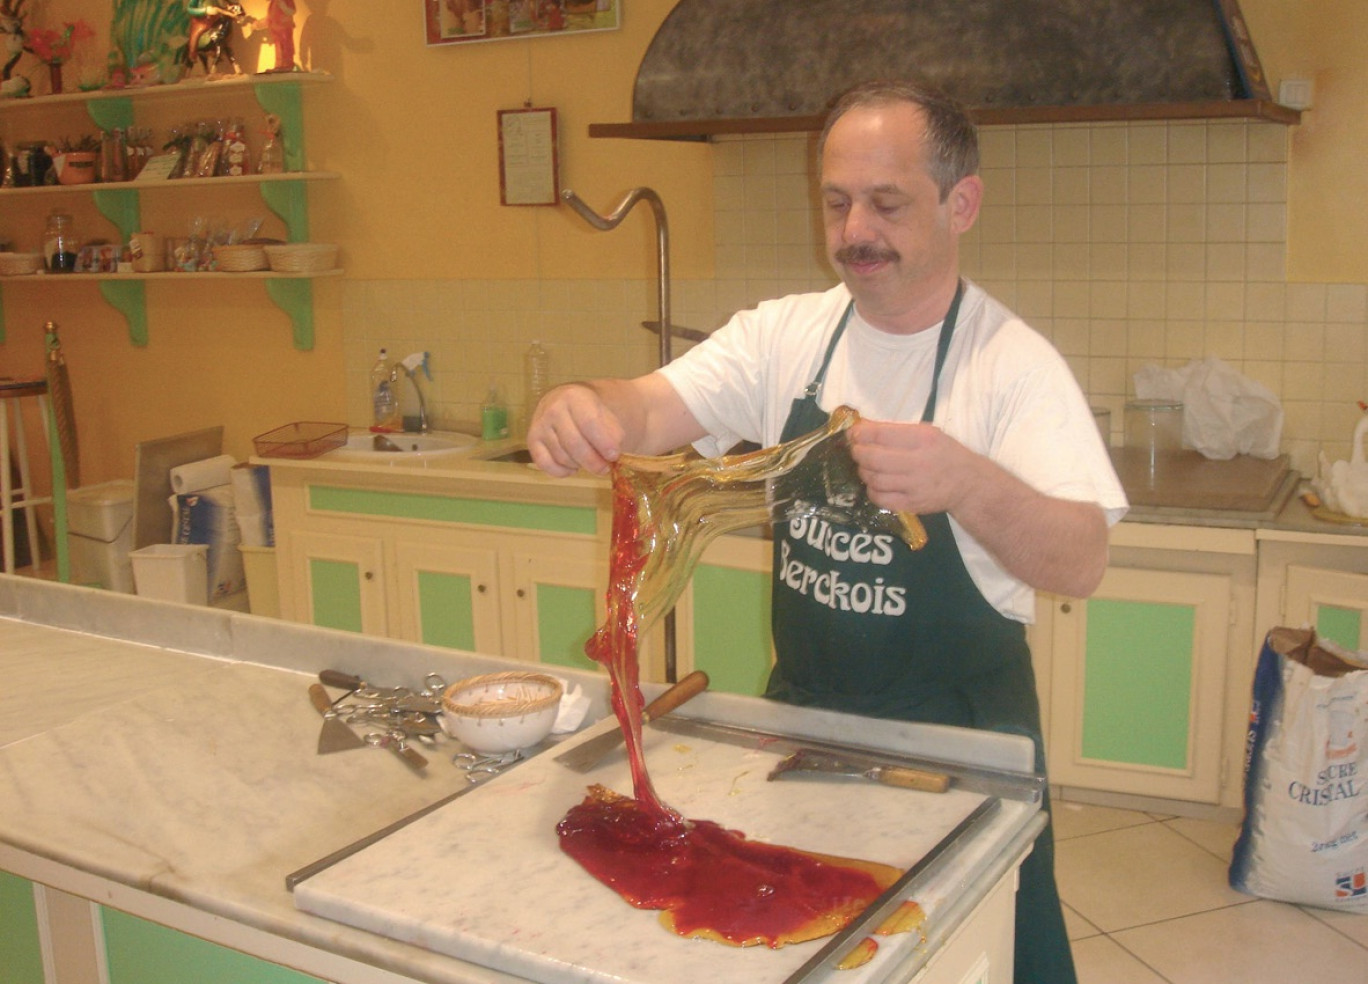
<box><xmin>529</xmin><ymin>79</ymin><xmax>1127</xmax><ymax>984</ymax></box>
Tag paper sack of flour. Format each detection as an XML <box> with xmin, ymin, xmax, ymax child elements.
<box><xmin>1230</xmin><ymin>627</ymin><xmax>1368</xmax><ymax>911</ymax></box>
<box><xmin>171</xmin><ymin>485</ymin><xmax>245</xmax><ymax>601</ymax></box>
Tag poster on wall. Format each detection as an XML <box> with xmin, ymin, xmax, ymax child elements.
<box><xmin>498</xmin><ymin>107</ymin><xmax>559</xmax><ymax>205</ymax></box>
<box><xmin>425</xmin><ymin>0</ymin><xmax>619</xmax><ymax>46</ymax></box>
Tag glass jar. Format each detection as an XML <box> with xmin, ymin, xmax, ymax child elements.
<box><xmin>100</xmin><ymin>128</ymin><xmax>127</xmax><ymax>183</ymax></box>
<box><xmin>1124</xmin><ymin>400</ymin><xmax>1183</xmax><ymax>452</ymax></box>
<box><xmin>43</xmin><ymin>211</ymin><xmax>77</xmax><ymax>273</ymax></box>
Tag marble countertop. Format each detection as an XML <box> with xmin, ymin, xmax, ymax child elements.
<box><xmin>258</xmin><ymin>435</ymin><xmax>1362</xmax><ymax>543</ymax></box>
<box><xmin>0</xmin><ymin>575</ymin><xmax>1041</xmax><ymax>984</ymax></box>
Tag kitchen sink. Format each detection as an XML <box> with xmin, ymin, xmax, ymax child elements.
<box><xmin>326</xmin><ymin>431</ymin><xmax>477</xmax><ymax>462</ymax></box>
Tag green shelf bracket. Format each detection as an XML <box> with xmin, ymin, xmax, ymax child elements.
<box><xmin>265</xmin><ymin>278</ymin><xmax>315</xmax><ymax>351</ymax></box>
<box><xmin>92</xmin><ymin>188</ymin><xmax>142</xmax><ymax>243</ymax></box>
<box><xmin>85</xmin><ymin>96</ymin><xmax>134</xmax><ymax>132</ymax></box>
<box><xmin>259</xmin><ymin>179</ymin><xmax>309</xmax><ymax>242</ymax></box>
<box><xmin>98</xmin><ymin>280</ymin><xmax>148</xmax><ymax>346</ymax></box>
<box><xmin>253</xmin><ymin>80</ymin><xmax>306</xmax><ymax>172</ymax></box>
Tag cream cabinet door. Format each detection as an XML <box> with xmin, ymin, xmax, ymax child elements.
<box><xmin>391</xmin><ymin>536</ymin><xmax>503</xmax><ymax>654</ymax></box>
<box><xmin>674</xmin><ymin>533</ymin><xmax>775</xmax><ymax>696</ymax></box>
<box><xmin>1048</xmin><ymin>566</ymin><xmax>1231</xmax><ymax>802</ymax></box>
<box><xmin>1284</xmin><ymin>564</ymin><xmax>1368</xmax><ymax>651</ymax></box>
<box><xmin>283</xmin><ymin>529</ymin><xmax>388</xmax><ymax>636</ymax></box>
<box><xmin>505</xmin><ymin>537</ymin><xmax>607</xmax><ymax>671</ymax></box>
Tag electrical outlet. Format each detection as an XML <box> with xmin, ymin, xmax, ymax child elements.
<box><xmin>1279</xmin><ymin>79</ymin><xmax>1314</xmax><ymax>110</ymax></box>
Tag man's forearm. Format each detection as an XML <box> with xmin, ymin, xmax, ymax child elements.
<box><xmin>951</xmin><ymin>459</ymin><xmax>1109</xmax><ymax>599</ymax></box>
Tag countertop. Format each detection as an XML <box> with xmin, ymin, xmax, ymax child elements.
<box><xmin>0</xmin><ymin>575</ymin><xmax>1043</xmax><ymax>984</ymax></box>
<box><xmin>258</xmin><ymin>431</ymin><xmax>1367</xmax><ymax>543</ymax></box>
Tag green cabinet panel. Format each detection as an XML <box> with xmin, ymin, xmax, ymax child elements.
<box><xmin>692</xmin><ymin>564</ymin><xmax>773</xmax><ymax>696</ymax></box>
<box><xmin>1081</xmin><ymin>598</ymin><xmax>1194</xmax><ymax>770</ymax></box>
<box><xmin>536</xmin><ymin>584</ymin><xmax>599</xmax><ymax>671</ymax></box>
<box><xmin>417</xmin><ymin>569</ymin><xmax>477</xmax><ymax>650</ymax></box>
<box><xmin>309</xmin><ymin>558</ymin><xmax>363</xmax><ymax>632</ymax></box>
<box><xmin>102</xmin><ymin>907</ymin><xmax>323</xmax><ymax>984</ymax></box>
<box><xmin>1317</xmin><ymin>605</ymin><xmax>1362</xmax><ymax>653</ymax></box>
<box><xmin>309</xmin><ymin>486</ymin><xmax>596</xmax><ymax>534</ymax></box>
<box><xmin>0</xmin><ymin>872</ymin><xmax>44</xmax><ymax>984</ymax></box>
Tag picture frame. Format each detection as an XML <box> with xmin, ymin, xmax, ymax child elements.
<box><xmin>425</xmin><ymin>0</ymin><xmax>620</xmax><ymax>47</ymax></box>
<box><xmin>498</xmin><ymin>107</ymin><xmax>560</xmax><ymax>206</ymax></box>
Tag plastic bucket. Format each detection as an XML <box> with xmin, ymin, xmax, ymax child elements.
<box><xmin>66</xmin><ymin>479</ymin><xmax>135</xmax><ymax>593</ymax></box>
<box><xmin>130</xmin><ymin>543</ymin><xmax>209</xmax><ymax>605</ymax></box>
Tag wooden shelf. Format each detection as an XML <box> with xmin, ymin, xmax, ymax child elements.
<box><xmin>0</xmin><ymin>172</ymin><xmax>339</xmax><ymax>195</ymax></box>
<box><xmin>588</xmin><ymin>99</ymin><xmax>1302</xmax><ymax>141</ymax></box>
<box><xmin>0</xmin><ymin>269</ymin><xmax>341</xmax><ymax>281</ymax></box>
<box><xmin>0</xmin><ymin>71</ymin><xmax>333</xmax><ymax>113</ymax></box>
<box><xmin>0</xmin><ymin>73</ymin><xmax>335</xmax><ymax>351</ymax></box>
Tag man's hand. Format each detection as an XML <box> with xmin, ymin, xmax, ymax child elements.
<box><xmin>526</xmin><ymin>374</ymin><xmax>707</xmax><ymax>478</ymax></box>
<box><xmin>527</xmin><ymin>383</ymin><xmax>625</xmax><ymax>477</ymax></box>
<box><xmin>848</xmin><ymin>419</ymin><xmax>1109</xmax><ymax>598</ymax></box>
<box><xmin>847</xmin><ymin>419</ymin><xmax>974</xmax><ymax>515</ymax></box>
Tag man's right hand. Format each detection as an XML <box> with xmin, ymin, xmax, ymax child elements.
<box><xmin>526</xmin><ymin>382</ymin><xmax>626</xmax><ymax>477</ymax></box>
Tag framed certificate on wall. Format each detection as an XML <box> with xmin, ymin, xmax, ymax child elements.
<box><xmin>498</xmin><ymin>107</ymin><xmax>559</xmax><ymax>206</ymax></box>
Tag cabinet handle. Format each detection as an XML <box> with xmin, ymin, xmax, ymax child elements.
<box><xmin>477</xmin><ymin>583</ymin><xmax>487</xmax><ymax>594</ymax></box>
<box><xmin>517</xmin><ymin>588</ymin><xmax>526</xmax><ymax>599</ymax></box>
<box><xmin>1060</xmin><ymin>601</ymin><xmax>1072</xmax><ymax>614</ymax></box>
<box><xmin>364</xmin><ymin>571</ymin><xmax>374</xmax><ymax>581</ymax></box>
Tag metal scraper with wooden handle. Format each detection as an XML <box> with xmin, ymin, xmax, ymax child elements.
<box><xmin>308</xmin><ymin>683</ymin><xmax>366</xmax><ymax>754</ymax></box>
<box><xmin>553</xmin><ymin>670</ymin><xmax>709</xmax><ymax>772</ymax></box>
<box><xmin>768</xmin><ymin>747</ymin><xmax>950</xmax><ymax>793</ymax></box>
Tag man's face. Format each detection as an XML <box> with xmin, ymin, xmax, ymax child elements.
<box><xmin>820</xmin><ymin>102</ymin><xmax>980</xmax><ymax>332</ymax></box>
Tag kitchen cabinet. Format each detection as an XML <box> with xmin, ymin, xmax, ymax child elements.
<box><xmin>1256</xmin><ymin>526</ymin><xmax>1368</xmax><ymax>652</ymax></box>
<box><xmin>674</xmin><ymin>531</ymin><xmax>775</xmax><ymax>696</ymax></box>
<box><xmin>0</xmin><ymin>74</ymin><xmax>338</xmax><ymax>350</ymax></box>
<box><xmin>1034</xmin><ymin>523</ymin><xmax>1257</xmax><ymax>810</ymax></box>
<box><xmin>1</xmin><ymin>877</ymin><xmax>322</xmax><ymax>984</ymax></box>
<box><xmin>270</xmin><ymin>465</ymin><xmax>611</xmax><ymax>670</ymax></box>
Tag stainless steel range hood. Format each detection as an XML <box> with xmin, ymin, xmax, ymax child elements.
<box><xmin>590</xmin><ymin>0</ymin><xmax>1297</xmax><ymax>141</ymax></box>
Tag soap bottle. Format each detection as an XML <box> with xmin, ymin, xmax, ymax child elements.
<box><xmin>370</xmin><ymin>347</ymin><xmax>400</xmax><ymax>431</ymax></box>
<box><xmin>481</xmin><ymin>382</ymin><xmax>508</xmax><ymax>441</ymax></box>
<box><xmin>524</xmin><ymin>340</ymin><xmax>549</xmax><ymax>434</ymax></box>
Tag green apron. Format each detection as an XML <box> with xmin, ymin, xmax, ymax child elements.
<box><xmin>764</xmin><ymin>284</ymin><xmax>1077</xmax><ymax>984</ymax></box>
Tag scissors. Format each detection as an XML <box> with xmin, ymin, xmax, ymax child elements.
<box><xmin>452</xmin><ymin>750</ymin><xmax>521</xmax><ymax>783</ymax></box>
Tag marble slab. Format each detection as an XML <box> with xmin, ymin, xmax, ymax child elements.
<box><xmin>294</xmin><ymin>722</ymin><xmax>998</xmax><ymax>984</ymax></box>
<box><xmin>0</xmin><ymin>620</ymin><xmax>227</xmax><ymax>747</ymax></box>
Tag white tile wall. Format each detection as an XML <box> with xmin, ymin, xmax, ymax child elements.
<box><xmin>346</xmin><ymin>119</ymin><xmax>1366</xmax><ymax>477</ymax></box>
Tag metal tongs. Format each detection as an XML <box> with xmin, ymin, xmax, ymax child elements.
<box><xmin>452</xmin><ymin>750</ymin><xmax>522</xmax><ymax>784</ymax></box>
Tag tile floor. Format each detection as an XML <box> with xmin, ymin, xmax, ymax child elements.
<box><xmin>1052</xmin><ymin>800</ymin><xmax>1368</xmax><ymax>984</ymax></box>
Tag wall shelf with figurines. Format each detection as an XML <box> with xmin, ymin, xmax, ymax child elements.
<box><xmin>0</xmin><ymin>72</ymin><xmax>336</xmax><ymax>351</ymax></box>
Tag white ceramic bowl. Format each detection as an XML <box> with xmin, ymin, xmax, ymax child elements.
<box><xmin>441</xmin><ymin>671</ymin><xmax>563</xmax><ymax>754</ymax></box>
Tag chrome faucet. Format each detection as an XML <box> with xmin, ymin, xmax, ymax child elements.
<box><xmin>398</xmin><ymin>351</ymin><xmax>431</xmax><ymax>433</ymax></box>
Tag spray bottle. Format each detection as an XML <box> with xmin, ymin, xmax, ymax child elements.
<box><xmin>369</xmin><ymin>347</ymin><xmax>401</xmax><ymax>431</ymax></box>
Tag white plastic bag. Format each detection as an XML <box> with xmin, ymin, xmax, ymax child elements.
<box><xmin>1230</xmin><ymin>627</ymin><xmax>1368</xmax><ymax>911</ymax></box>
<box><xmin>1134</xmin><ymin>357</ymin><xmax>1283</xmax><ymax>459</ymax></box>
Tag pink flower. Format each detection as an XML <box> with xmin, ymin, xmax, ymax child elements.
<box><xmin>27</xmin><ymin>20</ymin><xmax>95</xmax><ymax>66</ymax></box>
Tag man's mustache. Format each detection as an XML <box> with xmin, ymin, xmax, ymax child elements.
<box><xmin>834</xmin><ymin>244</ymin><xmax>900</xmax><ymax>265</ymax></box>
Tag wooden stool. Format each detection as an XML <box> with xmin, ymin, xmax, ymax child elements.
<box><xmin>0</xmin><ymin>378</ymin><xmax>69</xmax><ymax>580</ymax></box>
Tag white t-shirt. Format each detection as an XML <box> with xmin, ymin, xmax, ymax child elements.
<box><xmin>658</xmin><ymin>280</ymin><xmax>1129</xmax><ymax>623</ymax></box>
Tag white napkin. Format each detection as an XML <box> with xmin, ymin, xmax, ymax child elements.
<box><xmin>551</xmin><ymin>679</ymin><xmax>592</xmax><ymax>734</ymax></box>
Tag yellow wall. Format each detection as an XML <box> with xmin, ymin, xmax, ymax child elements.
<box><xmin>1242</xmin><ymin>0</ymin><xmax>1368</xmax><ymax>282</ymax></box>
<box><xmin>0</xmin><ymin>0</ymin><xmax>1363</xmax><ymax>492</ymax></box>
<box><xmin>0</xmin><ymin>0</ymin><xmax>709</xmax><ymax>486</ymax></box>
